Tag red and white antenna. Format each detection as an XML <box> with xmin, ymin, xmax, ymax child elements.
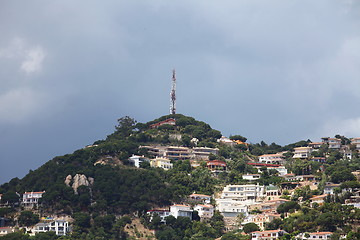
<box><xmin>170</xmin><ymin>69</ymin><xmax>176</xmax><ymax>115</ymax></box>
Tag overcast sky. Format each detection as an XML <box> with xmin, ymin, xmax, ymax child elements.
<box><xmin>1</xmin><ymin>0</ymin><xmax>360</xmax><ymax>184</ymax></box>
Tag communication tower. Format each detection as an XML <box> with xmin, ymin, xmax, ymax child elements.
<box><xmin>170</xmin><ymin>69</ymin><xmax>176</xmax><ymax>115</ymax></box>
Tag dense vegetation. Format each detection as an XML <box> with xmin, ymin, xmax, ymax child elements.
<box><xmin>1</xmin><ymin>114</ymin><xmax>360</xmax><ymax>239</ymax></box>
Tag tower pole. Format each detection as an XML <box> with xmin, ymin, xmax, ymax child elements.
<box><xmin>170</xmin><ymin>69</ymin><xmax>176</xmax><ymax>115</ymax></box>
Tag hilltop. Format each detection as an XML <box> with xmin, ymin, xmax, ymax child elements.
<box><xmin>1</xmin><ymin>114</ymin><xmax>360</xmax><ymax>239</ymax></box>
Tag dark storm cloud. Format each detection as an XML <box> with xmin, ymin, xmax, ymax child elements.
<box><xmin>0</xmin><ymin>0</ymin><xmax>360</xmax><ymax>183</ymax></box>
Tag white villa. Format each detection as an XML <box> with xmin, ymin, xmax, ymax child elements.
<box><xmin>33</xmin><ymin>220</ymin><xmax>70</xmax><ymax>236</ymax></box>
<box><xmin>22</xmin><ymin>191</ymin><xmax>45</xmax><ymax>208</ymax></box>
<box><xmin>293</xmin><ymin>147</ymin><xmax>312</xmax><ymax>159</ymax></box>
<box><xmin>128</xmin><ymin>155</ymin><xmax>150</xmax><ymax>168</ymax></box>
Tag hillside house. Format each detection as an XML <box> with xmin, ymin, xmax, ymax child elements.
<box><xmin>207</xmin><ymin>160</ymin><xmax>227</xmax><ymax>173</ymax></box>
<box><xmin>188</xmin><ymin>193</ymin><xmax>211</xmax><ymax>204</ymax></box>
<box><xmin>215</xmin><ymin>198</ymin><xmax>249</xmax><ymax>217</ymax></box>
<box><xmin>309</xmin><ymin>195</ymin><xmax>327</xmax><ymax>206</ymax></box>
<box><xmin>247</xmin><ymin>163</ymin><xmax>286</xmax><ymax>175</ymax></box>
<box><xmin>22</xmin><ymin>191</ymin><xmax>45</xmax><ymax>208</ymax></box>
<box><xmin>310</xmin><ymin>157</ymin><xmax>326</xmax><ymax>163</ymax></box>
<box><xmin>220</xmin><ymin>184</ymin><xmax>266</xmax><ymax>202</ymax></box>
<box><xmin>328</xmin><ymin>138</ymin><xmax>341</xmax><ymax>149</ymax></box>
<box><xmin>251</xmin><ymin>229</ymin><xmax>286</xmax><ymax>240</ymax></box>
<box><xmin>243</xmin><ymin>213</ymin><xmax>281</xmax><ymax>230</ymax></box>
<box><xmin>217</xmin><ymin>136</ymin><xmax>236</xmax><ymax>147</ymax></box>
<box><xmin>0</xmin><ymin>227</ymin><xmax>16</xmax><ymax>236</ymax></box>
<box><xmin>249</xmin><ymin>199</ymin><xmax>290</xmax><ymax>213</ymax></box>
<box><xmin>150</xmin><ymin>157</ymin><xmax>173</xmax><ymax>170</ymax></box>
<box><xmin>324</xmin><ymin>183</ymin><xmax>341</xmax><ymax>195</ymax></box>
<box><xmin>265</xmin><ymin>185</ymin><xmax>281</xmax><ymax>200</ymax></box>
<box><xmin>146</xmin><ymin>209</ymin><xmax>170</xmax><ymax>223</ymax></box>
<box><xmin>258</xmin><ymin>153</ymin><xmax>285</xmax><ymax>165</ymax></box>
<box><xmin>351</xmin><ymin>138</ymin><xmax>360</xmax><ymax>151</ymax></box>
<box><xmin>164</xmin><ymin>146</ymin><xmax>192</xmax><ymax>161</ymax></box>
<box><xmin>242</xmin><ymin>174</ymin><xmax>261</xmax><ymax>181</ymax></box>
<box><xmin>298</xmin><ymin>232</ymin><xmax>333</xmax><ymax>239</ymax></box>
<box><xmin>34</xmin><ymin>220</ymin><xmax>70</xmax><ymax>236</ymax></box>
<box><xmin>170</xmin><ymin>204</ymin><xmax>193</xmax><ymax>219</ymax></box>
<box><xmin>192</xmin><ymin>147</ymin><xmax>219</xmax><ymax>160</ymax></box>
<box><xmin>293</xmin><ymin>147</ymin><xmax>312</xmax><ymax>159</ymax></box>
<box><xmin>308</xmin><ymin>142</ymin><xmax>324</xmax><ymax>149</ymax></box>
<box><xmin>266</xmin><ymin>166</ymin><xmax>288</xmax><ymax>176</ymax></box>
<box><xmin>194</xmin><ymin>204</ymin><xmax>214</xmax><ymax>219</ymax></box>
<box><xmin>128</xmin><ymin>155</ymin><xmax>150</xmax><ymax>168</ymax></box>
<box><xmin>149</xmin><ymin>118</ymin><xmax>176</xmax><ymax>129</ymax></box>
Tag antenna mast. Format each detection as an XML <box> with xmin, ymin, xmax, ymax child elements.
<box><xmin>170</xmin><ymin>69</ymin><xmax>176</xmax><ymax>115</ymax></box>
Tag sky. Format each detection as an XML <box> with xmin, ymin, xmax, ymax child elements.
<box><xmin>1</xmin><ymin>0</ymin><xmax>360</xmax><ymax>184</ymax></box>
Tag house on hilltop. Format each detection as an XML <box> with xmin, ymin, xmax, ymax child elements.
<box><xmin>149</xmin><ymin>118</ymin><xmax>176</xmax><ymax>129</ymax></box>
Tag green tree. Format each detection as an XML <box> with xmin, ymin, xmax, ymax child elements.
<box><xmin>115</xmin><ymin>116</ymin><xmax>137</xmax><ymax>137</ymax></box>
<box><xmin>230</xmin><ymin>135</ymin><xmax>247</xmax><ymax>142</ymax></box>
<box><xmin>277</xmin><ymin>201</ymin><xmax>300</xmax><ymax>214</ymax></box>
<box><xmin>73</xmin><ymin>212</ymin><xmax>91</xmax><ymax>229</ymax></box>
<box><xmin>1</xmin><ymin>191</ymin><xmax>19</xmax><ymax>206</ymax></box>
<box><xmin>18</xmin><ymin>211</ymin><xmax>39</xmax><ymax>226</ymax></box>
<box><xmin>243</xmin><ymin>223</ymin><xmax>260</xmax><ymax>233</ymax></box>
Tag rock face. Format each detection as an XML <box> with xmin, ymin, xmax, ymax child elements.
<box><xmin>64</xmin><ymin>174</ymin><xmax>93</xmax><ymax>194</ymax></box>
<box><xmin>64</xmin><ymin>175</ymin><xmax>72</xmax><ymax>187</ymax></box>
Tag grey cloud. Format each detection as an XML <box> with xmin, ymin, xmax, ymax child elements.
<box><xmin>0</xmin><ymin>0</ymin><xmax>360</xmax><ymax>183</ymax></box>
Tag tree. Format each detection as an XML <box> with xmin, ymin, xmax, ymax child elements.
<box><xmin>73</xmin><ymin>212</ymin><xmax>91</xmax><ymax>229</ymax></box>
<box><xmin>18</xmin><ymin>211</ymin><xmax>39</xmax><ymax>226</ymax></box>
<box><xmin>243</xmin><ymin>223</ymin><xmax>260</xmax><ymax>233</ymax></box>
<box><xmin>277</xmin><ymin>201</ymin><xmax>300</xmax><ymax>213</ymax></box>
<box><xmin>230</xmin><ymin>135</ymin><xmax>247</xmax><ymax>142</ymax></box>
<box><xmin>115</xmin><ymin>116</ymin><xmax>137</xmax><ymax>137</ymax></box>
<box><xmin>1</xmin><ymin>191</ymin><xmax>19</xmax><ymax>206</ymax></box>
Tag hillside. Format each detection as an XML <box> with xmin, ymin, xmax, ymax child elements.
<box><xmin>1</xmin><ymin>114</ymin><xmax>360</xmax><ymax>239</ymax></box>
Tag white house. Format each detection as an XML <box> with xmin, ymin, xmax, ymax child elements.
<box><xmin>242</xmin><ymin>174</ymin><xmax>261</xmax><ymax>181</ymax></box>
<box><xmin>324</xmin><ymin>183</ymin><xmax>341</xmax><ymax>195</ymax></box>
<box><xmin>298</xmin><ymin>232</ymin><xmax>333</xmax><ymax>239</ymax></box>
<box><xmin>128</xmin><ymin>155</ymin><xmax>150</xmax><ymax>168</ymax></box>
<box><xmin>170</xmin><ymin>204</ymin><xmax>193</xmax><ymax>219</ymax></box>
<box><xmin>0</xmin><ymin>227</ymin><xmax>15</xmax><ymax>236</ymax></box>
<box><xmin>194</xmin><ymin>204</ymin><xmax>214</xmax><ymax>219</ymax></box>
<box><xmin>217</xmin><ymin>136</ymin><xmax>236</xmax><ymax>147</ymax></box>
<box><xmin>293</xmin><ymin>147</ymin><xmax>312</xmax><ymax>159</ymax></box>
<box><xmin>258</xmin><ymin>154</ymin><xmax>285</xmax><ymax>165</ymax></box>
<box><xmin>22</xmin><ymin>191</ymin><xmax>45</xmax><ymax>208</ymax></box>
<box><xmin>215</xmin><ymin>199</ymin><xmax>249</xmax><ymax>217</ymax></box>
<box><xmin>328</xmin><ymin>138</ymin><xmax>341</xmax><ymax>149</ymax></box>
<box><xmin>268</xmin><ymin>166</ymin><xmax>288</xmax><ymax>176</ymax></box>
<box><xmin>34</xmin><ymin>220</ymin><xmax>70</xmax><ymax>236</ymax></box>
<box><xmin>220</xmin><ymin>184</ymin><xmax>266</xmax><ymax>202</ymax></box>
<box><xmin>188</xmin><ymin>193</ymin><xmax>211</xmax><ymax>204</ymax></box>
<box><xmin>251</xmin><ymin>229</ymin><xmax>286</xmax><ymax>240</ymax></box>
<box><xmin>146</xmin><ymin>209</ymin><xmax>171</xmax><ymax>223</ymax></box>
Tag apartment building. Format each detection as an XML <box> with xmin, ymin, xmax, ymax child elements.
<box><xmin>150</xmin><ymin>157</ymin><xmax>173</xmax><ymax>170</ymax></box>
<box><xmin>220</xmin><ymin>184</ymin><xmax>266</xmax><ymax>202</ymax></box>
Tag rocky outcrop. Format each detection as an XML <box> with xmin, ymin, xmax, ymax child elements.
<box><xmin>64</xmin><ymin>174</ymin><xmax>94</xmax><ymax>194</ymax></box>
<box><xmin>64</xmin><ymin>175</ymin><xmax>72</xmax><ymax>187</ymax></box>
